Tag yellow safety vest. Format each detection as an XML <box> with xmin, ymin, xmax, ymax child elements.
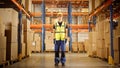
<box><xmin>55</xmin><ymin>22</ymin><xmax>66</xmax><ymax>40</ymax></box>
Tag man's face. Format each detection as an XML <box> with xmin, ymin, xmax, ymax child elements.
<box><xmin>58</xmin><ymin>16</ymin><xmax>63</xmax><ymax>22</ymax></box>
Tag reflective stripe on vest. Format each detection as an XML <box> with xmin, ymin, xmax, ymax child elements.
<box><xmin>55</xmin><ymin>22</ymin><xmax>66</xmax><ymax>40</ymax></box>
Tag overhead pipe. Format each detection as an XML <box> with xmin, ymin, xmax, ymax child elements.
<box><xmin>31</xmin><ymin>12</ymin><xmax>89</xmax><ymax>17</ymax></box>
<box><xmin>89</xmin><ymin>0</ymin><xmax>112</xmax><ymax>20</ymax></box>
<box><xmin>11</xmin><ymin>0</ymin><xmax>31</xmax><ymax>18</ymax></box>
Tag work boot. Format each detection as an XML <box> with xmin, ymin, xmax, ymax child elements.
<box><xmin>55</xmin><ymin>63</ymin><xmax>58</xmax><ymax>66</ymax></box>
<box><xmin>62</xmin><ymin>63</ymin><xmax>65</xmax><ymax>66</ymax></box>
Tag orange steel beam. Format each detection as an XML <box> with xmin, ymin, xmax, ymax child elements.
<box><xmin>30</xmin><ymin>24</ymin><xmax>53</xmax><ymax>29</ymax></box>
<box><xmin>34</xmin><ymin>29</ymin><xmax>42</xmax><ymax>33</ymax></box>
<box><xmin>31</xmin><ymin>12</ymin><xmax>89</xmax><ymax>17</ymax></box>
<box><xmin>11</xmin><ymin>0</ymin><xmax>31</xmax><ymax>18</ymax></box>
<box><xmin>30</xmin><ymin>24</ymin><xmax>94</xmax><ymax>29</ymax></box>
<box><xmin>69</xmin><ymin>24</ymin><xmax>94</xmax><ymax>29</ymax></box>
<box><xmin>30</xmin><ymin>24</ymin><xmax>43</xmax><ymax>29</ymax></box>
<box><xmin>72</xmin><ymin>29</ymin><xmax>89</xmax><ymax>33</ymax></box>
<box><xmin>33</xmin><ymin>29</ymin><xmax>89</xmax><ymax>33</ymax></box>
<box><xmin>32</xmin><ymin>0</ymin><xmax>89</xmax><ymax>4</ymax></box>
<box><xmin>89</xmin><ymin>0</ymin><xmax>112</xmax><ymax>20</ymax></box>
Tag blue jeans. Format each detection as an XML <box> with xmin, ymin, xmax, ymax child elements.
<box><xmin>54</xmin><ymin>40</ymin><xmax>66</xmax><ymax>64</ymax></box>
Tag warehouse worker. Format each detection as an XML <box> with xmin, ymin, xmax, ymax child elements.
<box><xmin>53</xmin><ymin>12</ymin><xmax>68</xmax><ymax>66</ymax></box>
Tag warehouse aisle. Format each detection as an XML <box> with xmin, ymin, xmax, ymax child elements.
<box><xmin>6</xmin><ymin>53</ymin><xmax>115</xmax><ymax>68</ymax></box>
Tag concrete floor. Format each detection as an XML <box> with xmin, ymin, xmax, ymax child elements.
<box><xmin>5</xmin><ymin>53</ymin><xmax>116</xmax><ymax>68</ymax></box>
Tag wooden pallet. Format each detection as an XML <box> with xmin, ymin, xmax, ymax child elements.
<box><xmin>72</xmin><ymin>51</ymin><xmax>79</xmax><ymax>53</ymax></box>
<box><xmin>0</xmin><ymin>61</ymin><xmax>10</xmax><ymax>67</ymax></box>
<box><xmin>32</xmin><ymin>51</ymin><xmax>41</xmax><ymax>53</ymax></box>
<box><xmin>78</xmin><ymin>51</ymin><xmax>87</xmax><ymax>53</ymax></box>
<box><xmin>45</xmin><ymin>51</ymin><xmax>55</xmax><ymax>53</ymax></box>
<box><xmin>10</xmin><ymin>59</ymin><xmax>19</xmax><ymax>64</ymax></box>
<box><xmin>115</xmin><ymin>64</ymin><xmax>120</xmax><ymax>67</ymax></box>
<box><xmin>96</xmin><ymin>56</ymin><xmax>108</xmax><ymax>61</ymax></box>
<box><xmin>88</xmin><ymin>55</ymin><xmax>97</xmax><ymax>58</ymax></box>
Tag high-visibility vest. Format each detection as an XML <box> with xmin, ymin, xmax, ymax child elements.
<box><xmin>55</xmin><ymin>22</ymin><xmax>66</xmax><ymax>40</ymax></box>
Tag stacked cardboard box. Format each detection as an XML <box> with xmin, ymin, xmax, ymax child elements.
<box><xmin>89</xmin><ymin>0</ymin><xmax>95</xmax><ymax>13</ymax></box>
<box><xmin>66</xmin><ymin>44</ymin><xmax>69</xmax><ymax>52</ymax></box>
<box><xmin>113</xmin><ymin>17</ymin><xmax>120</xmax><ymax>64</ymax></box>
<box><xmin>84</xmin><ymin>39</ymin><xmax>89</xmax><ymax>52</ymax></box>
<box><xmin>0</xmin><ymin>21</ymin><xmax>5</xmax><ymax>36</ymax></box>
<box><xmin>0</xmin><ymin>16</ymin><xmax>6</xmax><ymax>64</ymax></box>
<box><xmin>87</xmin><ymin>32</ymin><xmax>92</xmax><ymax>56</ymax></box>
<box><xmin>0</xmin><ymin>36</ymin><xmax>6</xmax><ymax>64</ymax></box>
<box><xmin>21</xmin><ymin>23</ymin><xmax>25</xmax><ymax>57</ymax></box>
<box><xmin>114</xmin><ymin>50</ymin><xmax>120</xmax><ymax>64</ymax></box>
<box><xmin>72</xmin><ymin>33</ymin><xmax>77</xmax><ymax>42</ymax></box>
<box><xmin>25</xmin><ymin>0</ymin><xmax>32</xmax><ymax>12</ymax></box>
<box><xmin>35</xmin><ymin>34</ymin><xmax>41</xmax><ymax>52</ymax></box>
<box><xmin>72</xmin><ymin>42</ymin><xmax>78</xmax><ymax>52</ymax></box>
<box><xmin>22</xmin><ymin>43</ymin><xmax>25</xmax><ymax>58</ymax></box>
<box><xmin>31</xmin><ymin>33</ymin><xmax>41</xmax><ymax>52</ymax></box>
<box><xmin>95</xmin><ymin>14</ymin><xmax>109</xmax><ymax>59</ymax></box>
<box><xmin>23</xmin><ymin>19</ymin><xmax>33</xmax><ymax>56</ymax></box>
<box><xmin>95</xmin><ymin>0</ymin><xmax>104</xmax><ymax>9</ymax></box>
<box><xmin>78</xmin><ymin>42</ymin><xmax>85</xmax><ymax>52</ymax></box>
<box><xmin>113</xmin><ymin>37</ymin><xmax>120</xmax><ymax>64</ymax></box>
<box><xmin>45</xmin><ymin>31</ymin><xmax>54</xmax><ymax>51</ymax></box>
<box><xmin>0</xmin><ymin>8</ymin><xmax>18</xmax><ymax>61</ymax></box>
<box><xmin>46</xmin><ymin>17</ymin><xmax>50</xmax><ymax>24</ymax></box>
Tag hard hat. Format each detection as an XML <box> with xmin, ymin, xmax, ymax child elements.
<box><xmin>57</xmin><ymin>12</ymin><xmax>63</xmax><ymax>17</ymax></box>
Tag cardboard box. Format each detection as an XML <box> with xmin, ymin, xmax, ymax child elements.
<box><xmin>84</xmin><ymin>40</ymin><xmax>89</xmax><ymax>52</ymax></box>
<box><xmin>72</xmin><ymin>33</ymin><xmax>77</xmax><ymax>42</ymax></box>
<box><xmin>0</xmin><ymin>36</ymin><xmax>6</xmax><ymax>49</ymax></box>
<box><xmin>88</xmin><ymin>32</ymin><xmax>93</xmax><ymax>43</ymax></box>
<box><xmin>113</xmin><ymin>38</ymin><xmax>119</xmax><ymax>51</ymax></box>
<box><xmin>66</xmin><ymin>44</ymin><xmax>69</xmax><ymax>51</ymax></box>
<box><xmin>6</xmin><ymin>42</ymin><xmax>18</xmax><ymax>61</ymax></box>
<box><xmin>25</xmin><ymin>0</ymin><xmax>32</xmax><ymax>12</ymax></box>
<box><xmin>0</xmin><ymin>23</ymin><xmax>5</xmax><ymax>36</ymax></box>
<box><xmin>36</xmin><ymin>42</ymin><xmax>41</xmax><ymax>51</ymax></box>
<box><xmin>23</xmin><ymin>19</ymin><xmax>30</xmax><ymax>30</ymax></box>
<box><xmin>46</xmin><ymin>17</ymin><xmax>50</xmax><ymax>24</ymax></box>
<box><xmin>45</xmin><ymin>43</ymin><xmax>54</xmax><ymax>51</ymax></box>
<box><xmin>104</xmin><ymin>47</ymin><xmax>109</xmax><ymax>59</ymax></box>
<box><xmin>114</xmin><ymin>50</ymin><xmax>120</xmax><ymax>64</ymax></box>
<box><xmin>0</xmin><ymin>8</ymin><xmax>18</xmax><ymax>29</ymax></box>
<box><xmin>5</xmin><ymin>26</ymin><xmax>18</xmax><ymax>43</ymax></box>
<box><xmin>89</xmin><ymin>0</ymin><xmax>95</xmax><ymax>13</ymax></box>
<box><xmin>72</xmin><ymin>42</ymin><xmax>78</xmax><ymax>51</ymax></box>
<box><xmin>22</xmin><ymin>43</ymin><xmax>25</xmax><ymax>57</ymax></box>
<box><xmin>72</xmin><ymin>47</ymin><xmax>78</xmax><ymax>52</ymax></box>
<box><xmin>97</xmin><ymin>39</ymin><xmax>105</xmax><ymax>49</ymax></box>
<box><xmin>78</xmin><ymin>42</ymin><xmax>84</xmax><ymax>52</ymax></box>
<box><xmin>0</xmin><ymin>48</ymin><xmax>6</xmax><ymax>64</ymax></box>
<box><xmin>104</xmin><ymin>32</ymin><xmax>110</xmax><ymax>48</ymax></box>
<box><xmin>24</xmin><ymin>29</ymin><xmax>33</xmax><ymax>56</ymax></box>
<box><xmin>26</xmin><ymin>42</ymin><xmax>31</xmax><ymax>56</ymax></box>
<box><xmin>95</xmin><ymin>0</ymin><xmax>104</xmax><ymax>10</ymax></box>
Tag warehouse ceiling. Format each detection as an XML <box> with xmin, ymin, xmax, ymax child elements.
<box><xmin>0</xmin><ymin>0</ymin><xmax>21</xmax><ymax>11</ymax></box>
<box><xmin>102</xmin><ymin>0</ymin><xmax>120</xmax><ymax>18</ymax></box>
<box><xmin>32</xmin><ymin>0</ymin><xmax>89</xmax><ymax>8</ymax></box>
